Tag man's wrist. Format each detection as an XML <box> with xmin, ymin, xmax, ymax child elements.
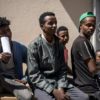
<box><xmin>58</xmin><ymin>87</ymin><xmax>65</xmax><ymax>93</ymax></box>
<box><xmin>58</xmin><ymin>88</ymin><xmax>63</xmax><ymax>90</ymax></box>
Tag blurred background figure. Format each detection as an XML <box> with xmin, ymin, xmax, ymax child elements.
<box><xmin>57</xmin><ymin>26</ymin><xmax>72</xmax><ymax>75</ymax></box>
<box><xmin>96</xmin><ymin>50</ymin><xmax>100</xmax><ymax>69</ymax></box>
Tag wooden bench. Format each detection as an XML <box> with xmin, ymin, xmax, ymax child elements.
<box><xmin>0</xmin><ymin>94</ymin><xmax>16</xmax><ymax>100</ymax></box>
<box><xmin>0</xmin><ymin>94</ymin><xmax>37</xmax><ymax>100</ymax></box>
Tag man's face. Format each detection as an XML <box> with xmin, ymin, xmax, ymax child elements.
<box><xmin>41</xmin><ymin>15</ymin><xmax>57</xmax><ymax>36</ymax></box>
<box><xmin>0</xmin><ymin>26</ymin><xmax>12</xmax><ymax>41</ymax></box>
<box><xmin>80</xmin><ymin>17</ymin><xmax>96</xmax><ymax>39</ymax></box>
<box><xmin>58</xmin><ymin>30</ymin><xmax>69</xmax><ymax>45</ymax></box>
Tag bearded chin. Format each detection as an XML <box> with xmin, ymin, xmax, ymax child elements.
<box><xmin>85</xmin><ymin>32</ymin><xmax>93</xmax><ymax>39</ymax></box>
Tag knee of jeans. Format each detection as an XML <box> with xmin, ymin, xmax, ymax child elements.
<box><xmin>82</xmin><ymin>93</ymin><xmax>89</xmax><ymax>100</ymax></box>
<box><xmin>85</xmin><ymin>95</ymin><xmax>89</xmax><ymax>100</ymax></box>
<box><xmin>23</xmin><ymin>93</ymin><xmax>33</xmax><ymax>100</ymax></box>
<box><xmin>16</xmin><ymin>91</ymin><xmax>33</xmax><ymax>100</ymax></box>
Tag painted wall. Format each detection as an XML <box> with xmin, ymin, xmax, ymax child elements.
<box><xmin>94</xmin><ymin>0</ymin><xmax>100</xmax><ymax>51</ymax></box>
<box><xmin>0</xmin><ymin>0</ymin><xmax>92</xmax><ymax>67</ymax></box>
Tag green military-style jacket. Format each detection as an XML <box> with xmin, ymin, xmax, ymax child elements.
<box><xmin>27</xmin><ymin>34</ymin><xmax>71</xmax><ymax>94</ymax></box>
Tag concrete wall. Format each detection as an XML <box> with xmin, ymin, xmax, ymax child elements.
<box><xmin>94</xmin><ymin>0</ymin><xmax>100</xmax><ymax>51</ymax></box>
<box><xmin>0</xmin><ymin>0</ymin><xmax>92</xmax><ymax>67</ymax></box>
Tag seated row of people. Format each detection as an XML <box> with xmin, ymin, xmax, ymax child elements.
<box><xmin>0</xmin><ymin>11</ymin><xmax>100</xmax><ymax>100</ymax></box>
<box><xmin>27</xmin><ymin>12</ymin><xmax>89</xmax><ymax>100</ymax></box>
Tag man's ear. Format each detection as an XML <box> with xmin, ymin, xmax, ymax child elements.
<box><xmin>41</xmin><ymin>24</ymin><xmax>45</xmax><ymax>30</ymax></box>
<box><xmin>40</xmin><ymin>24</ymin><xmax>43</xmax><ymax>28</ymax></box>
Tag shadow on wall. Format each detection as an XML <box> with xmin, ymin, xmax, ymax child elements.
<box><xmin>60</xmin><ymin>0</ymin><xmax>93</xmax><ymax>28</ymax></box>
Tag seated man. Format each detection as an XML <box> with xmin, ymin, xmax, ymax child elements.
<box><xmin>27</xmin><ymin>11</ymin><xmax>89</xmax><ymax>100</ymax></box>
<box><xmin>0</xmin><ymin>17</ymin><xmax>33</xmax><ymax>100</ymax></box>
<box><xmin>95</xmin><ymin>49</ymin><xmax>100</xmax><ymax>87</ymax></box>
<box><xmin>56</xmin><ymin>26</ymin><xmax>72</xmax><ymax>75</ymax></box>
<box><xmin>71</xmin><ymin>12</ymin><xmax>100</xmax><ymax>100</ymax></box>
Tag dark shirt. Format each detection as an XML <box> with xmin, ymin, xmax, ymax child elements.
<box><xmin>0</xmin><ymin>41</ymin><xmax>27</xmax><ymax>79</ymax></box>
<box><xmin>71</xmin><ymin>35</ymin><xmax>99</xmax><ymax>93</ymax></box>
<box><xmin>12</xmin><ymin>41</ymin><xmax>27</xmax><ymax>79</ymax></box>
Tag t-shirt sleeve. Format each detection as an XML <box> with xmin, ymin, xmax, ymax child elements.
<box><xmin>78</xmin><ymin>40</ymin><xmax>93</xmax><ymax>60</ymax></box>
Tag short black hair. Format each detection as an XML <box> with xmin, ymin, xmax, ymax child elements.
<box><xmin>57</xmin><ymin>26</ymin><xmax>68</xmax><ymax>35</ymax></box>
<box><xmin>39</xmin><ymin>12</ymin><xmax>55</xmax><ymax>27</ymax></box>
<box><xmin>0</xmin><ymin>17</ymin><xmax>10</xmax><ymax>27</ymax></box>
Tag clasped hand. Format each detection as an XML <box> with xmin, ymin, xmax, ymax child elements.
<box><xmin>52</xmin><ymin>88</ymin><xmax>70</xmax><ymax>100</ymax></box>
<box><xmin>0</xmin><ymin>52</ymin><xmax>11</xmax><ymax>63</ymax></box>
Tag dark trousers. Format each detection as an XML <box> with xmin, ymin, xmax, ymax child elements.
<box><xmin>34</xmin><ymin>86</ymin><xmax>89</xmax><ymax>100</ymax></box>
